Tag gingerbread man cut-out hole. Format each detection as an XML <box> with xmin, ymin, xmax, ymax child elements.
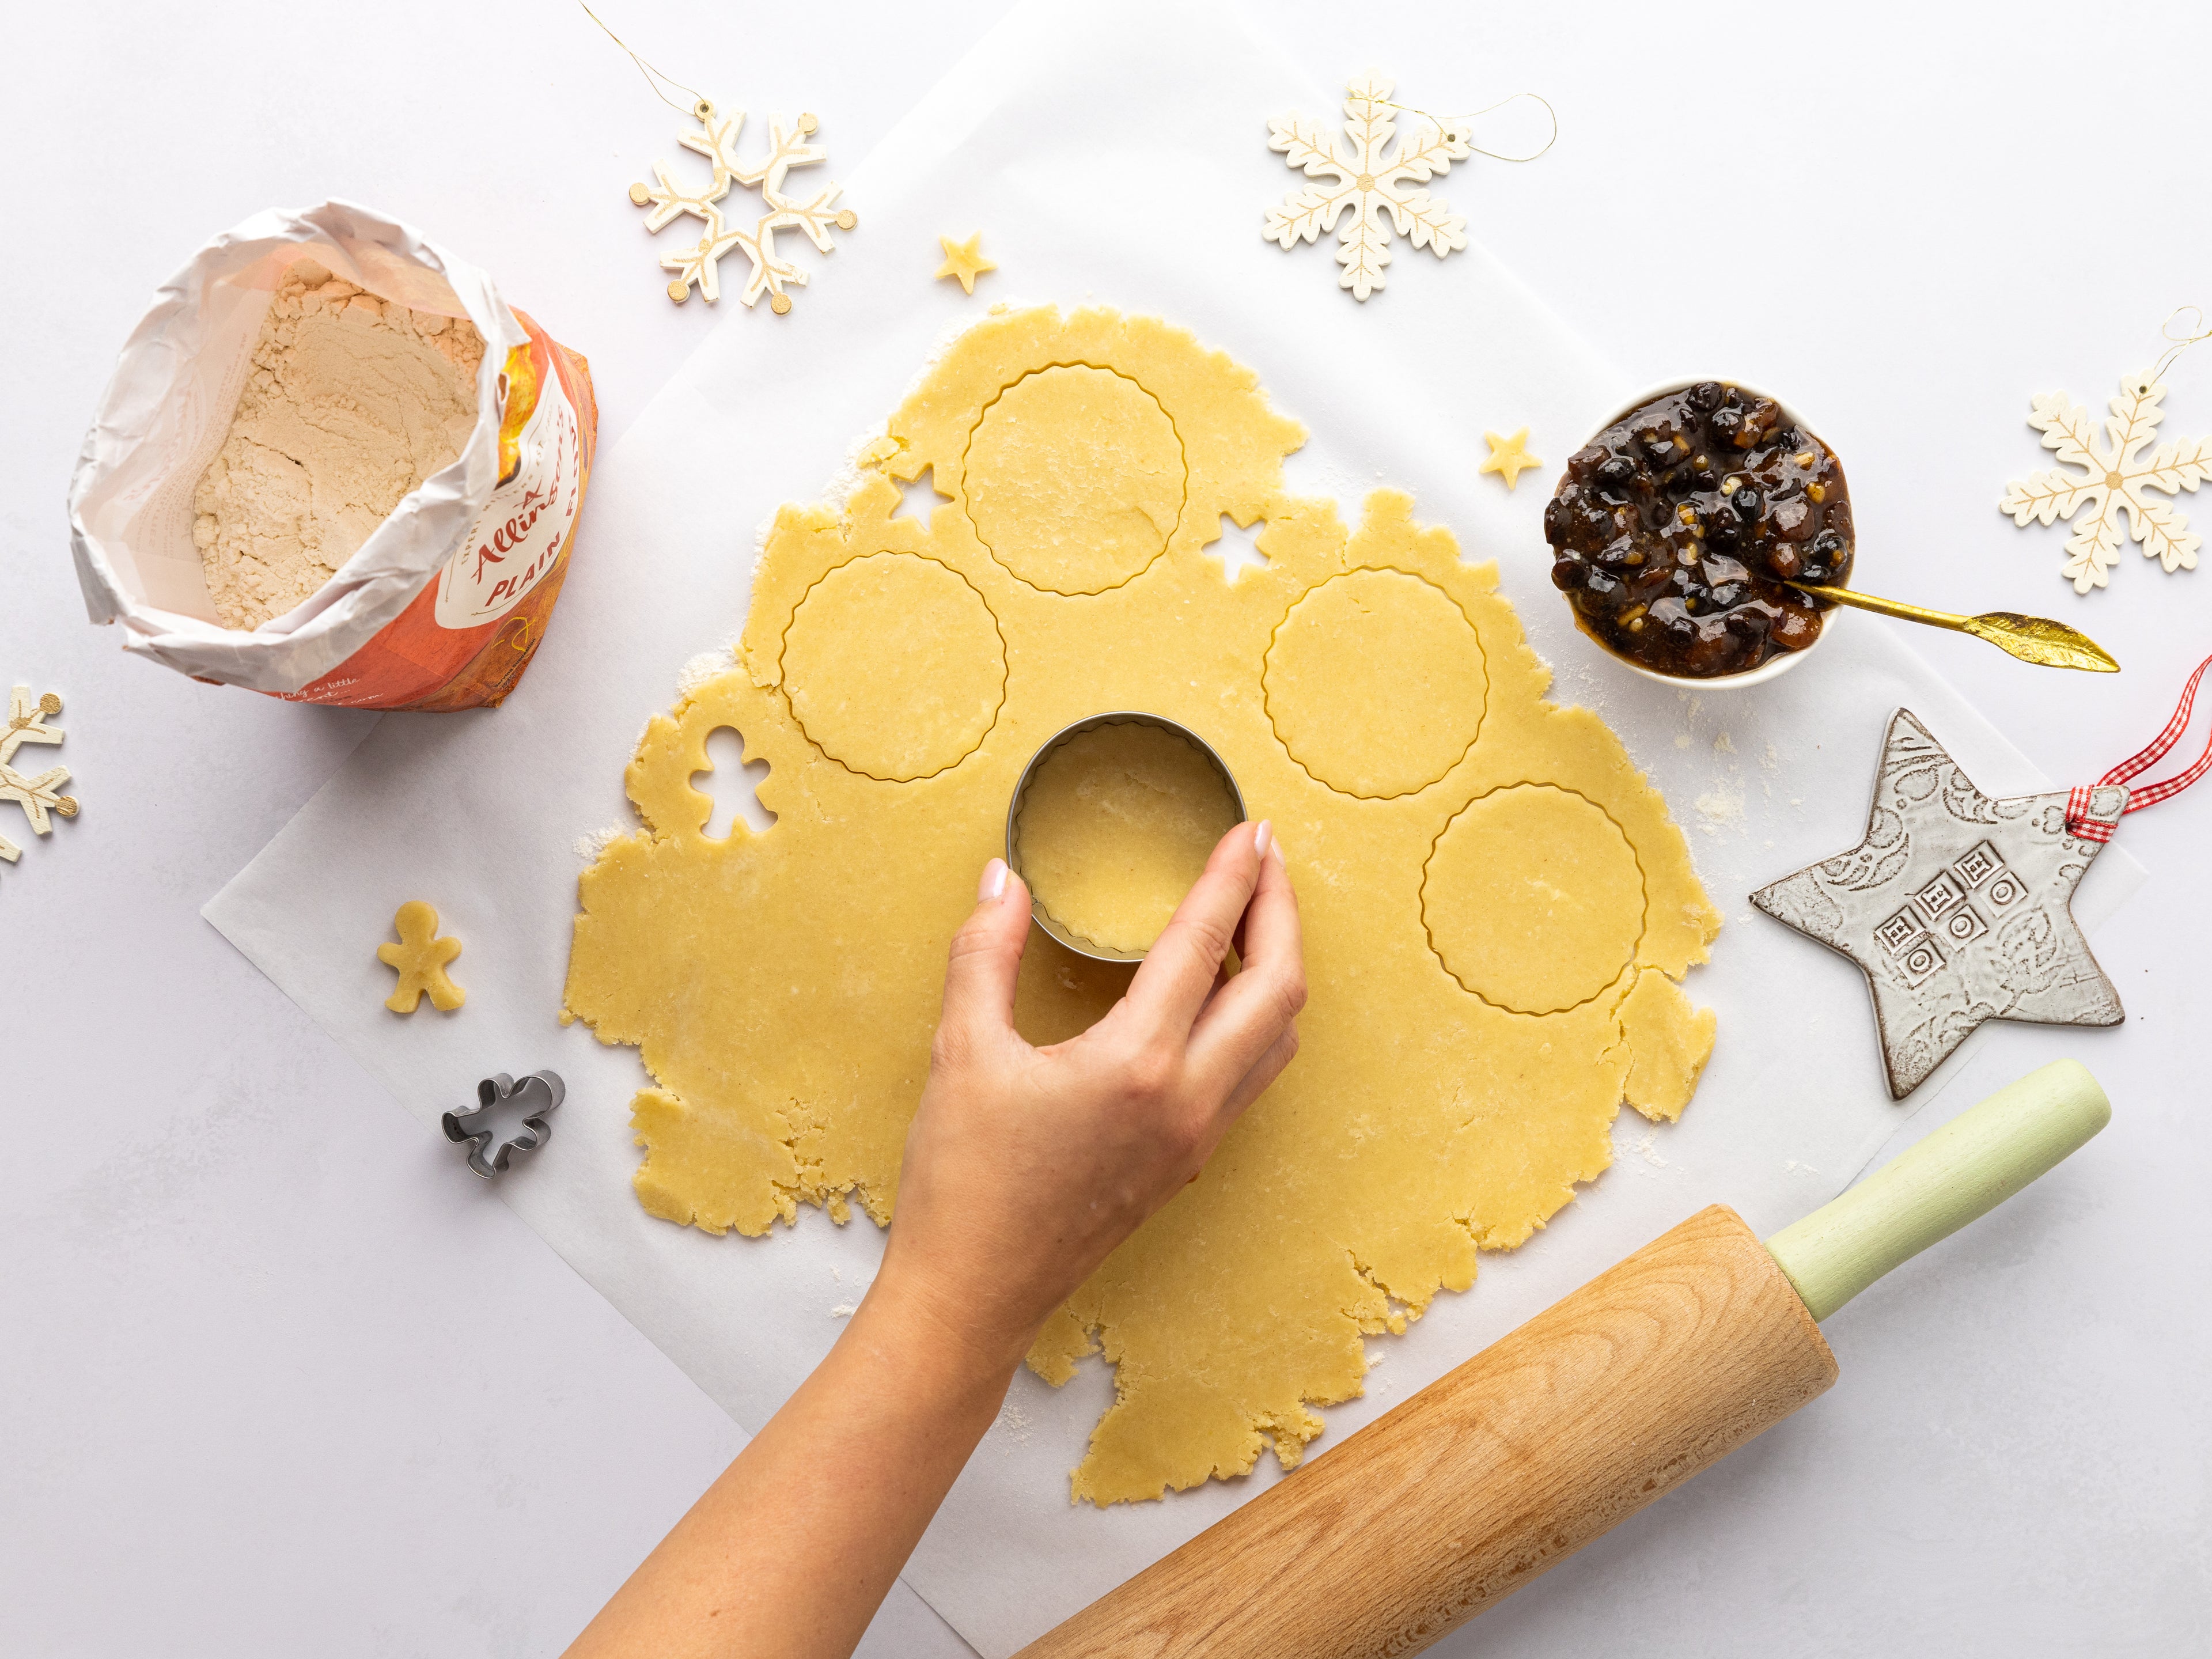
<box><xmin>694</xmin><ymin>726</ymin><xmax>777</xmax><ymax>838</ymax></box>
<box><xmin>378</xmin><ymin>900</ymin><xmax>466</xmax><ymax>1013</ymax></box>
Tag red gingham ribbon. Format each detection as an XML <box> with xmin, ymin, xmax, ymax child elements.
<box><xmin>2066</xmin><ymin>650</ymin><xmax>2212</xmax><ymax>842</ymax></box>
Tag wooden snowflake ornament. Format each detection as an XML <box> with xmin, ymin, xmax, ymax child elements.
<box><xmin>2</xmin><ymin>687</ymin><xmax>63</xmax><ymax>766</ymax></box>
<box><xmin>0</xmin><ymin>686</ymin><xmax>73</xmax><ymax>868</ymax></box>
<box><xmin>1267</xmin><ymin>72</ymin><xmax>1472</xmax><ymax>301</ymax></box>
<box><xmin>627</xmin><ymin>98</ymin><xmax>856</xmax><ymax>310</ymax></box>
<box><xmin>0</xmin><ymin>764</ymin><xmax>74</xmax><ymax>866</ymax></box>
<box><xmin>2000</xmin><ymin>370</ymin><xmax>2212</xmax><ymax>592</ymax></box>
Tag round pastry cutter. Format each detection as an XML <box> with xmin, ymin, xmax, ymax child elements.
<box><xmin>1005</xmin><ymin>711</ymin><xmax>1247</xmax><ymax>964</ymax></box>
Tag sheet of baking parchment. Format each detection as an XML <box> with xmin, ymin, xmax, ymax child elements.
<box><xmin>204</xmin><ymin>0</ymin><xmax>2145</xmax><ymax>1651</ymax></box>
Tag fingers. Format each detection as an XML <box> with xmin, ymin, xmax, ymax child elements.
<box><xmin>936</xmin><ymin>858</ymin><xmax>1033</xmax><ymax>1062</ymax></box>
<box><xmin>1125</xmin><ymin>821</ymin><xmax>1271</xmax><ymax>1043</ymax></box>
<box><xmin>1172</xmin><ymin>1019</ymin><xmax>1302</xmax><ymax>1193</ymax></box>
<box><xmin>1217</xmin><ymin>1018</ymin><xmax>1300</xmax><ymax>1127</ymax></box>
<box><xmin>1188</xmin><ymin>833</ymin><xmax>1306</xmax><ymax>1098</ymax></box>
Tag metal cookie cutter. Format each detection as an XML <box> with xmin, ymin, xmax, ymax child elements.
<box><xmin>442</xmin><ymin>1070</ymin><xmax>565</xmax><ymax>1177</ymax></box>
<box><xmin>1006</xmin><ymin>711</ymin><xmax>1247</xmax><ymax>964</ymax></box>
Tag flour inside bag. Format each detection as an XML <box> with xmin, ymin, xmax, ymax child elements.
<box><xmin>69</xmin><ymin>199</ymin><xmax>598</xmax><ymax>710</ymax></box>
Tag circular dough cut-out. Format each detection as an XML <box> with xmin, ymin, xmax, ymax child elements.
<box><xmin>962</xmin><ymin>366</ymin><xmax>1186</xmax><ymax>594</ymax></box>
<box><xmin>1264</xmin><ymin>569</ymin><xmax>1487</xmax><ymax>799</ymax></box>
<box><xmin>1424</xmin><ymin>785</ymin><xmax>1645</xmax><ymax>1013</ymax></box>
<box><xmin>781</xmin><ymin>552</ymin><xmax>1005</xmax><ymax>781</ymax></box>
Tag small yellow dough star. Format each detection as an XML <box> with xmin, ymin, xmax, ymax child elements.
<box><xmin>935</xmin><ymin>233</ymin><xmax>996</xmax><ymax>296</ymax></box>
<box><xmin>1479</xmin><ymin>427</ymin><xmax>1543</xmax><ymax>491</ymax></box>
<box><xmin>378</xmin><ymin>900</ymin><xmax>466</xmax><ymax>1014</ymax></box>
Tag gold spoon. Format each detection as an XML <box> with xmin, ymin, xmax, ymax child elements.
<box><xmin>1789</xmin><ymin>582</ymin><xmax>2120</xmax><ymax>673</ymax></box>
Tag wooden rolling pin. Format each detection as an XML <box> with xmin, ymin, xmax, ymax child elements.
<box><xmin>1018</xmin><ymin>1059</ymin><xmax>2109</xmax><ymax>1659</ymax></box>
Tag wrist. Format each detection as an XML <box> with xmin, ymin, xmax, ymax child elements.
<box><xmin>863</xmin><ymin>1248</ymin><xmax>1039</xmax><ymax>1385</ymax></box>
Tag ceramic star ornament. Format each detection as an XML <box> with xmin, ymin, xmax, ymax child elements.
<box><xmin>935</xmin><ymin>233</ymin><xmax>995</xmax><ymax>295</ymax></box>
<box><xmin>1751</xmin><ymin>710</ymin><xmax>2123</xmax><ymax>1098</ymax></box>
<box><xmin>1479</xmin><ymin>427</ymin><xmax>1541</xmax><ymax>490</ymax></box>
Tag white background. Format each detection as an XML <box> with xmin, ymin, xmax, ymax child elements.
<box><xmin>5</xmin><ymin>3</ymin><xmax>2207</xmax><ymax>1656</ymax></box>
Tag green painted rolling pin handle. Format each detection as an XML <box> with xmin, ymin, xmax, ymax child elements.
<box><xmin>1765</xmin><ymin>1058</ymin><xmax>2112</xmax><ymax>1322</ymax></box>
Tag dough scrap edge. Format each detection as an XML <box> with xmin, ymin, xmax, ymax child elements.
<box><xmin>1031</xmin><ymin>957</ymin><xmax>1714</xmax><ymax>1506</ymax></box>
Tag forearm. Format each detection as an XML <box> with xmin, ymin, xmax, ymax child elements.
<box><xmin>569</xmin><ymin>832</ymin><xmax>1300</xmax><ymax>1656</ymax></box>
<box><xmin>565</xmin><ymin>1268</ymin><xmax>1021</xmax><ymax>1659</ymax></box>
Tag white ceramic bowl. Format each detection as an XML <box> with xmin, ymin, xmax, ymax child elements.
<box><xmin>1565</xmin><ymin>377</ymin><xmax>1846</xmax><ymax>691</ymax></box>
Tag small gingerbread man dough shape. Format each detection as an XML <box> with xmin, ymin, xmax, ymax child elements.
<box><xmin>378</xmin><ymin>900</ymin><xmax>466</xmax><ymax>1013</ymax></box>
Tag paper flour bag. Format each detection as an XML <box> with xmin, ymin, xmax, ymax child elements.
<box><xmin>68</xmin><ymin>199</ymin><xmax>598</xmax><ymax>711</ymax></box>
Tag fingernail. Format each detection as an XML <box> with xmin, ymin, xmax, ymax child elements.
<box><xmin>1270</xmin><ymin>834</ymin><xmax>1286</xmax><ymax>864</ymax></box>
<box><xmin>979</xmin><ymin>857</ymin><xmax>1009</xmax><ymax>902</ymax></box>
<box><xmin>1252</xmin><ymin>820</ymin><xmax>1272</xmax><ymax>859</ymax></box>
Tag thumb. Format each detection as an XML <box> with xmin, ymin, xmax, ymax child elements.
<box><xmin>938</xmin><ymin>857</ymin><xmax>1032</xmax><ymax>1053</ymax></box>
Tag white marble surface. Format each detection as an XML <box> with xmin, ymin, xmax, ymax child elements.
<box><xmin>3</xmin><ymin>3</ymin><xmax>2206</xmax><ymax>1656</ymax></box>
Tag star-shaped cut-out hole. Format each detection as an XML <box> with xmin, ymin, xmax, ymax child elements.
<box><xmin>1206</xmin><ymin>514</ymin><xmax>1271</xmax><ymax>584</ymax></box>
<box><xmin>891</xmin><ymin>465</ymin><xmax>948</xmax><ymax>525</ymax></box>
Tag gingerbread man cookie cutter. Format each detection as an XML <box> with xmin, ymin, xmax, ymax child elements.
<box><xmin>442</xmin><ymin>1070</ymin><xmax>565</xmax><ymax>1178</ymax></box>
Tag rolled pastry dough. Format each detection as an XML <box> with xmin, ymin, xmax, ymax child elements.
<box><xmin>564</xmin><ymin>305</ymin><xmax>1720</xmax><ymax>1504</ymax></box>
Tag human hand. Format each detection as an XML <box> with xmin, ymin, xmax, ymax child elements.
<box><xmin>568</xmin><ymin>823</ymin><xmax>1301</xmax><ymax>1659</ymax></box>
<box><xmin>876</xmin><ymin>820</ymin><xmax>1306</xmax><ymax>1372</ymax></box>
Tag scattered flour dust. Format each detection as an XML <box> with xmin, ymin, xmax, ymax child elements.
<box><xmin>1361</xmin><ymin>1342</ymin><xmax>1391</xmax><ymax>1397</ymax></box>
<box><xmin>993</xmin><ymin>1393</ymin><xmax>1034</xmax><ymax>1449</ymax></box>
<box><xmin>677</xmin><ymin>648</ymin><xmax>740</xmax><ymax>696</ymax></box>
<box><xmin>574</xmin><ymin>825</ymin><xmax>624</xmax><ymax>862</ymax></box>
<box><xmin>1694</xmin><ymin>779</ymin><xmax>1745</xmax><ymax>835</ymax></box>
<box><xmin>1618</xmin><ymin>1127</ymin><xmax>1684</xmax><ymax>1179</ymax></box>
<box><xmin>193</xmin><ymin>259</ymin><xmax>484</xmax><ymax>630</ymax></box>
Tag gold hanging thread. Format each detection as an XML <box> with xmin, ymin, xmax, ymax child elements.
<box><xmin>577</xmin><ymin>1</ymin><xmax>704</xmax><ymax>115</ymax></box>
<box><xmin>2151</xmin><ymin>305</ymin><xmax>2212</xmax><ymax>383</ymax></box>
<box><xmin>1378</xmin><ymin>90</ymin><xmax>1559</xmax><ymax>164</ymax></box>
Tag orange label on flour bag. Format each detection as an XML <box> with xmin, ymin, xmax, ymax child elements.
<box><xmin>283</xmin><ymin>308</ymin><xmax>599</xmax><ymax>711</ymax></box>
